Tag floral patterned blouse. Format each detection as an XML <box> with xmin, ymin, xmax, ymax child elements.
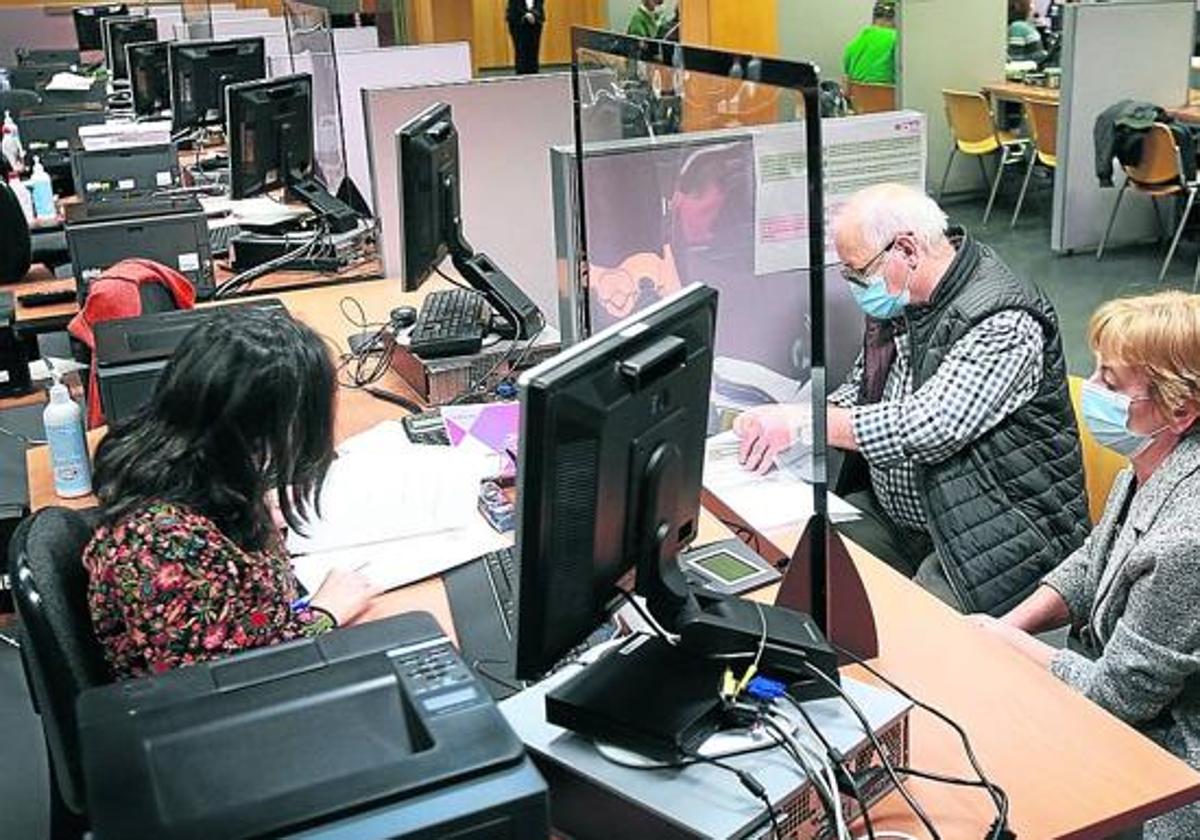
<box><xmin>83</xmin><ymin>501</ymin><xmax>332</xmax><ymax>680</ymax></box>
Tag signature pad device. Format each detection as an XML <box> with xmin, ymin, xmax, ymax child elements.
<box><xmin>77</xmin><ymin>612</ymin><xmax>549</xmax><ymax>840</ymax></box>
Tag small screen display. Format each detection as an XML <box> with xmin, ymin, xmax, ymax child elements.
<box><xmin>694</xmin><ymin>551</ymin><xmax>758</xmax><ymax>583</ymax></box>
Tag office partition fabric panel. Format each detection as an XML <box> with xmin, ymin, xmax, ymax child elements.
<box><xmin>776</xmin><ymin>0</ymin><xmax>874</xmax><ymax>85</ymax></box>
<box><xmin>332</xmin><ymin>26</ymin><xmax>379</xmax><ymax>52</ymax></box>
<box><xmin>1052</xmin><ymin>1</ymin><xmax>1193</xmax><ymax>254</ymax></box>
<box><xmin>210</xmin><ymin>17</ymin><xmax>287</xmax><ymax>39</ymax></box>
<box><xmin>277</xmin><ymin>43</ymin><xmax>471</xmax><ymax>207</ymax></box>
<box><xmin>897</xmin><ymin>0</ymin><xmax>1005</xmax><ymax>195</ymax></box>
<box><xmin>0</xmin><ymin>8</ymin><xmax>78</xmax><ymax>65</ymax></box>
<box><xmin>364</xmin><ymin>73</ymin><xmax>574</xmax><ymax>325</ymax></box>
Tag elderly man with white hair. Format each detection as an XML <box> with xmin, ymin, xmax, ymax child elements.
<box><xmin>735</xmin><ymin>183</ymin><xmax>1089</xmax><ymax>615</ymax></box>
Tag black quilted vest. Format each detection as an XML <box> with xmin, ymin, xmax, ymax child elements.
<box><xmin>906</xmin><ymin>234</ymin><xmax>1088</xmax><ymax>615</ymax></box>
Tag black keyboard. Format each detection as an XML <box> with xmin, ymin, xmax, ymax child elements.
<box><xmin>483</xmin><ymin>547</ymin><xmax>518</xmax><ymax>640</ymax></box>
<box><xmin>402</xmin><ymin>409</ymin><xmax>450</xmax><ymax>445</ymax></box>
<box><xmin>18</xmin><ymin>289</ymin><xmax>77</xmax><ymax>308</ymax></box>
<box><xmin>409</xmin><ymin>288</ymin><xmax>490</xmax><ymax>359</ymax></box>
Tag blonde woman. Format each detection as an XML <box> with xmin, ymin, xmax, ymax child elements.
<box><xmin>974</xmin><ymin>291</ymin><xmax>1200</xmax><ymax>839</ymax></box>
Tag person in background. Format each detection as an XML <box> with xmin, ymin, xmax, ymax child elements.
<box><xmin>84</xmin><ymin>307</ymin><xmax>382</xmax><ymax>679</ymax></box>
<box><xmin>0</xmin><ymin>155</ymin><xmax>31</xmax><ymax>283</ymax></box>
<box><xmin>506</xmin><ymin>0</ymin><xmax>546</xmax><ymax>75</ymax></box>
<box><xmin>734</xmin><ymin>183</ymin><xmax>1088</xmax><ymax>615</ymax></box>
<box><xmin>843</xmin><ymin>0</ymin><xmax>898</xmax><ymax>86</ymax></box>
<box><xmin>627</xmin><ymin>0</ymin><xmax>666</xmax><ymax>38</ymax></box>
<box><xmin>974</xmin><ymin>292</ymin><xmax>1200</xmax><ymax>840</ymax></box>
<box><xmin>1008</xmin><ymin>0</ymin><xmax>1048</xmax><ymax>65</ymax></box>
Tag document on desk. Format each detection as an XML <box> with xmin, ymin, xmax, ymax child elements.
<box><xmin>288</xmin><ymin>421</ymin><xmax>509</xmax><ymax>592</ymax></box>
<box><xmin>702</xmin><ymin>431</ymin><xmax>860</xmax><ymax>533</ymax></box>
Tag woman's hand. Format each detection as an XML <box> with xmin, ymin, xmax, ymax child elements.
<box><xmin>311</xmin><ymin>567</ymin><xmax>383</xmax><ymax>626</ymax></box>
<box><xmin>967</xmin><ymin>614</ymin><xmax>1055</xmax><ymax>668</ymax></box>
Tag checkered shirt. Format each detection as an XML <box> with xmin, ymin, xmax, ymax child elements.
<box><xmin>828</xmin><ymin>309</ymin><xmax>1044</xmax><ymax>530</ymax></box>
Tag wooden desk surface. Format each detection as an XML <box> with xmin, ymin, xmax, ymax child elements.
<box><xmin>983</xmin><ymin>80</ymin><xmax>1060</xmax><ymax>105</ymax></box>
<box><xmin>740</xmin><ymin>522</ymin><xmax>1200</xmax><ymax>839</ymax></box>
<box><xmin>21</xmin><ymin>278</ymin><xmax>1200</xmax><ymax>838</ymax></box>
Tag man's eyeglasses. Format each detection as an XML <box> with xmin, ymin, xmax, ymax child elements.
<box><xmin>839</xmin><ymin>239</ymin><xmax>896</xmax><ymax>288</ymax></box>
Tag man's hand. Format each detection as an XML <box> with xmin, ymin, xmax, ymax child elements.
<box><xmin>732</xmin><ymin>404</ymin><xmax>812</xmax><ymax>474</ymax></box>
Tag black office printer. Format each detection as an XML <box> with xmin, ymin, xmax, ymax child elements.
<box><xmin>77</xmin><ymin>612</ymin><xmax>548</xmax><ymax>840</ymax></box>
<box><xmin>93</xmin><ymin>298</ymin><xmax>287</xmax><ymax>423</ymax></box>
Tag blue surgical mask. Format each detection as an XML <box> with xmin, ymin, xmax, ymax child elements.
<box><xmin>849</xmin><ymin>274</ymin><xmax>909</xmax><ymax>320</ymax></box>
<box><xmin>1081</xmin><ymin>380</ymin><xmax>1163</xmax><ymax>457</ymax></box>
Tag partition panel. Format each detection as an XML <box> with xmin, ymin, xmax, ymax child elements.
<box><xmin>1052</xmin><ymin>1</ymin><xmax>1193</xmax><ymax>254</ymax></box>
<box><xmin>364</xmin><ymin>73</ymin><xmax>573</xmax><ymax>323</ymax></box>
<box><xmin>776</xmin><ymin>0</ymin><xmax>874</xmax><ymax>86</ymax></box>
<box><xmin>897</xmin><ymin>0</ymin><xmax>1005</xmax><ymax>195</ymax></box>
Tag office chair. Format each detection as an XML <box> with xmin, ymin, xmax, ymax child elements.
<box><xmin>1096</xmin><ymin>123</ymin><xmax>1199</xmax><ymax>283</ymax></box>
<box><xmin>940</xmin><ymin>89</ymin><xmax>1029</xmax><ymax>225</ymax></box>
<box><xmin>9</xmin><ymin>507</ymin><xmax>111</xmax><ymax>840</ymax></box>
<box><xmin>1011</xmin><ymin>98</ymin><xmax>1058</xmax><ymax>228</ymax></box>
<box><xmin>846</xmin><ymin>81</ymin><xmax>896</xmax><ymax>115</ymax></box>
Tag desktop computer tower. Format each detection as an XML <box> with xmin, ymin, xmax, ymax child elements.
<box><xmin>71</xmin><ymin>144</ymin><xmax>179</xmax><ymax>202</ymax></box>
<box><xmin>18</xmin><ymin>109</ymin><xmax>106</xmax><ymax>171</ymax></box>
<box><xmin>65</xmin><ymin>197</ymin><xmax>214</xmax><ymax>303</ymax></box>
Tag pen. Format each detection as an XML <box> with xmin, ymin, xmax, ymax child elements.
<box><xmin>290</xmin><ymin>594</ymin><xmax>313</xmax><ymax>612</ymax></box>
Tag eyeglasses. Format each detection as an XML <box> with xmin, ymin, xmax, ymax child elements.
<box><xmin>839</xmin><ymin>239</ymin><xmax>896</xmax><ymax>288</ymax></box>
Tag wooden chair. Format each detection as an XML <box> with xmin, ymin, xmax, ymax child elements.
<box><xmin>1011</xmin><ymin>98</ymin><xmax>1058</xmax><ymax>228</ymax></box>
<box><xmin>1067</xmin><ymin>375</ymin><xmax>1128</xmax><ymax>524</ymax></box>
<box><xmin>1096</xmin><ymin>123</ymin><xmax>1200</xmax><ymax>282</ymax></box>
<box><xmin>940</xmin><ymin>89</ymin><xmax>1028</xmax><ymax>225</ymax></box>
<box><xmin>846</xmin><ymin>81</ymin><xmax>896</xmax><ymax>115</ymax></box>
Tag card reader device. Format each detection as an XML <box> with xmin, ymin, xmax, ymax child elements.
<box><xmin>77</xmin><ymin>612</ymin><xmax>549</xmax><ymax>840</ymax></box>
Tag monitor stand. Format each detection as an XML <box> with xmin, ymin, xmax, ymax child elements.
<box><xmin>541</xmin><ymin>437</ymin><xmax>842</xmax><ymax>758</ymax></box>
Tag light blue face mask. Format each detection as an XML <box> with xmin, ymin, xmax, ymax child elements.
<box><xmin>849</xmin><ymin>274</ymin><xmax>910</xmax><ymax>320</ymax></box>
<box><xmin>1081</xmin><ymin>380</ymin><xmax>1164</xmax><ymax>457</ymax></box>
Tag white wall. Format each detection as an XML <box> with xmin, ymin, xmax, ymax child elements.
<box><xmin>776</xmin><ymin>0</ymin><xmax>874</xmax><ymax>82</ymax></box>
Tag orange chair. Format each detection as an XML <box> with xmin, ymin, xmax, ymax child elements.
<box><xmin>939</xmin><ymin>89</ymin><xmax>1029</xmax><ymax>225</ymax></box>
<box><xmin>1011</xmin><ymin>98</ymin><xmax>1058</xmax><ymax>228</ymax></box>
<box><xmin>1096</xmin><ymin>123</ymin><xmax>1200</xmax><ymax>282</ymax></box>
<box><xmin>846</xmin><ymin>81</ymin><xmax>896</xmax><ymax>115</ymax></box>
<box><xmin>1068</xmin><ymin>375</ymin><xmax>1128</xmax><ymax>524</ymax></box>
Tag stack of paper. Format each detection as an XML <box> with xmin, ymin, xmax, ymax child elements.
<box><xmin>703</xmin><ymin>431</ymin><xmax>860</xmax><ymax>533</ymax></box>
<box><xmin>288</xmin><ymin>421</ymin><xmax>510</xmax><ymax>595</ymax></box>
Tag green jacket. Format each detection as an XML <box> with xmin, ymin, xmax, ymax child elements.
<box><xmin>843</xmin><ymin>25</ymin><xmax>897</xmax><ymax>85</ymax></box>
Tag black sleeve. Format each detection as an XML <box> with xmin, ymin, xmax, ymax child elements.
<box><xmin>0</xmin><ymin>182</ymin><xmax>32</xmax><ymax>284</ymax></box>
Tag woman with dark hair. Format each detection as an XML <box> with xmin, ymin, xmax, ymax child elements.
<box><xmin>84</xmin><ymin>307</ymin><xmax>379</xmax><ymax>679</ymax></box>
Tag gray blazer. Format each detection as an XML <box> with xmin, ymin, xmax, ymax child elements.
<box><xmin>1043</xmin><ymin>434</ymin><xmax>1200</xmax><ymax>840</ymax></box>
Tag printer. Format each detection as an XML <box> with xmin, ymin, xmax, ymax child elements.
<box><xmin>93</xmin><ymin>298</ymin><xmax>286</xmax><ymax>423</ymax></box>
<box><xmin>77</xmin><ymin>611</ymin><xmax>549</xmax><ymax>840</ymax></box>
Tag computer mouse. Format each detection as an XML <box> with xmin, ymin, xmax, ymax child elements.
<box><xmin>391</xmin><ymin>306</ymin><xmax>417</xmax><ymax>329</ymax></box>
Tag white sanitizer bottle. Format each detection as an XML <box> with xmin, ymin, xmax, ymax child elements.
<box><xmin>43</xmin><ymin>372</ymin><xmax>92</xmax><ymax>498</ymax></box>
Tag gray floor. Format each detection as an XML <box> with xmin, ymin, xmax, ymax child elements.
<box><xmin>0</xmin><ymin>182</ymin><xmax>1194</xmax><ymax>839</ymax></box>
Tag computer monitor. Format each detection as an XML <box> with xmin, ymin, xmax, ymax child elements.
<box><xmin>397</xmin><ymin>102</ymin><xmax>544</xmax><ymax>339</ymax></box>
<box><xmin>74</xmin><ymin>4</ymin><xmax>129</xmax><ymax>52</ymax></box>
<box><xmin>128</xmin><ymin>40</ymin><xmax>171</xmax><ymax>118</ymax></box>
<box><xmin>168</xmin><ymin>37</ymin><xmax>266</xmax><ymax>133</ymax></box>
<box><xmin>225</xmin><ymin>74</ymin><xmax>313</xmax><ymax>200</ymax></box>
<box><xmin>105</xmin><ymin>16</ymin><xmax>157</xmax><ymax>80</ymax></box>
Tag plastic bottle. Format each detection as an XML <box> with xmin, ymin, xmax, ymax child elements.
<box><xmin>1</xmin><ymin>111</ymin><xmax>23</xmax><ymax>173</ymax></box>
<box><xmin>28</xmin><ymin>157</ymin><xmax>55</xmax><ymax>220</ymax></box>
<box><xmin>43</xmin><ymin>369</ymin><xmax>92</xmax><ymax>498</ymax></box>
<box><xmin>6</xmin><ymin>172</ymin><xmax>33</xmax><ymax>223</ymax></box>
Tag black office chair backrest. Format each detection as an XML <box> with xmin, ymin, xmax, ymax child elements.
<box><xmin>8</xmin><ymin>507</ymin><xmax>111</xmax><ymax>816</ymax></box>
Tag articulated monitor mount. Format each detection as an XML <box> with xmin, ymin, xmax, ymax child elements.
<box><xmin>442</xmin><ymin>172</ymin><xmax>545</xmax><ymax>340</ymax></box>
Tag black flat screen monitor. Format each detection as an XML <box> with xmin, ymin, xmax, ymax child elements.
<box><xmin>226</xmin><ymin>74</ymin><xmax>314</xmax><ymax>200</ymax></box>
<box><xmin>168</xmin><ymin>38</ymin><xmax>266</xmax><ymax>133</ymax></box>
<box><xmin>397</xmin><ymin>101</ymin><xmax>457</xmax><ymax>288</ymax></box>
<box><xmin>74</xmin><ymin>4</ymin><xmax>128</xmax><ymax>52</ymax></box>
<box><xmin>128</xmin><ymin>40</ymin><xmax>170</xmax><ymax>118</ymax></box>
<box><xmin>105</xmin><ymin>16</ymin><xmax>157</xmax><ymax>80</ymax></box>
<box><xmin>513</xmin><ymin>283</ymin><xmax>717</xmax><ymax>680</ymax></box>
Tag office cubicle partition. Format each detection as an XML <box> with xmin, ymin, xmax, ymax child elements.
<box><xmin>0</xmin><ymin>7</ymin><xmax>85</xmax><ymax>65</ymax></box>
<box><xmin>777</xmin><ymin>0</ymin><xmax>875</xmax><ymax>86</ymax></box>
<box><xmin>898</xmin><ymin>0</ymin><xmax>1005</xmax><ymax>195</ymax></box>
<box><xmin>1052</xmin><ymin>1</ymin><xmax>1193</xmax><ymax>254</ymax></box>
<box><xmin>363</xmin><ymin>72</ymin><xmax>573</xmax><ymax>322</ymax></box>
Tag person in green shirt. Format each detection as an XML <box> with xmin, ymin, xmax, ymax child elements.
<box><xmin>627</xmin><ymin>0</ymin><xmax>666</xmax><ymax>38</ymax></box>
<box><xmin>843</xmin><ymin>0</ymin><xmax>898</xmax><ymax>85</ymax></box>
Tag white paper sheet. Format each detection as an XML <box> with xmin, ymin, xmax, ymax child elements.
<box><xmin>285</xmin><ymin>421</ymin><xmax>493</xmax><ymax>556</ymax></box>
<box><xmin>44</xmin><ymin>72</ymin><xmax>93</xmax><ymax>91</ymax></box>
<box><xmin>703</xmin><ymin>431</ymin><xmax>860</xmax><ymax>533</ymax></box>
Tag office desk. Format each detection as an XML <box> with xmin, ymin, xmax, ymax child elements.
<box><xmin>983</xmin><ymin>80</ymin><xmax>1060</xmax><ymax>107</ymax></box>
<box><xmin>21</xmin><ymin>278</ymin><xmax>1200</xmax><ymax>838</ymax></box>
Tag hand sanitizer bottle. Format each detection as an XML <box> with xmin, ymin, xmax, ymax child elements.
<box><xmin>43</xmin><ymin>369</ymin><xmax>92</xmax><ymax>498</ymax></box>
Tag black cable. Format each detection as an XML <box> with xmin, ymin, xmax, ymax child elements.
<box><xmin>212</xmin><ymin>222</ymin><xmax>331</xmax><ymax>299</ymax></box>
<box><xmin>760</xmin><ymin>714</ymin><xmax>841</xmax><ymax>835</ymax></box>
<box><xmin>779</xmin><ymin>694</ymin><xmax>876</xmax><ymax>840</ymax></box>
<box><xmin>798</xmin><ymin>660</ymin><xmax>942</xmax><ymax>840</ymax></box>
<box><xmin>832</xmin><ymin>642</ymin><xmax>1008</xmax><ymax>840</ymax></box>
<box><xmin>470</xmin><ymin>658</ymin><xmax>524</xmax><ymax>693</ymax></box>
<box><xmin>335</xmin><ymin>295</ymin><xmax>399</xmax><ymax>390</ymax></box>
<box><xmin>434</xmin><ymin>262</ymin><xmax>470</xmax><ymax>290</ymax></box>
